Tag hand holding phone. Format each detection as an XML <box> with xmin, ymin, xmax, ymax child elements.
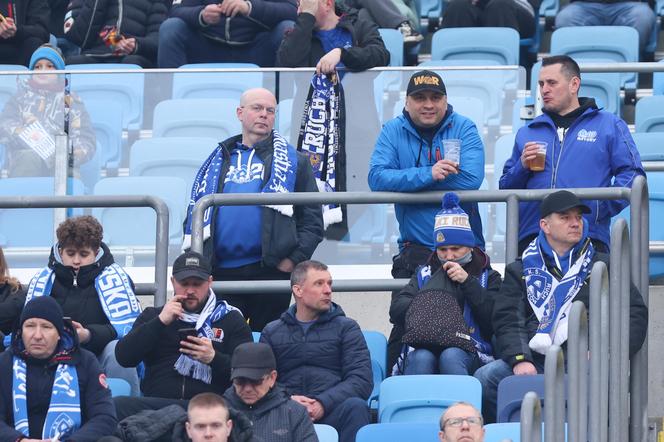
<box><xmin>178</xmin><ymin>327</ymin><xmax>198</xmax><ymax>343</ymax></box>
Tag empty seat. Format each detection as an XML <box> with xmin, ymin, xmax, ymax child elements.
<box><xmin>492</xmin><ymin>133</ymin><xmax>516</xmax><ymax>246</ymax></box>
<box><xmin>314</xmin><ymin>424</ymin><xmax>339</xmax><ymax>442</ymax></box>
<box><xmin>653</xmin><ymin>60</ymin><xmax>664</xmax><ymax>96</ymax></box>
<box><xmin>153</xmin><ymin>99</ymin><xmax>241</xmax><ymax>139</ymax></box>
<box><xmin>632</xmin><ymin>132</ymin><xmax>664</xmax><ymax>161</ymax></box>
<box><xmin>635</xmin><ymin>96</ymin><xmax>664</xmax><ymax>133</ymax></box>
<box><xmin>363</xmin><ymin>330</ymin><xmax>388</xmax><ymax>407</ymax></box>
<box><xmin>431</xmin><ymin>27</ymin><xmax>520</xmax><ymax>66</ymax></box>
<box><xmin>484</xmin><ymin>422</ymin><xmax>522</xmax><ymax>442</ymax></box>
<box><xmin>356</xmin><ymin>422</ymin><xmax>439</xmax><ymax>442</ymax></box>
<box><xmin>172</xmin><ymin>63</ymin><xmax>263</xmax><ymax>100</ymax></box>
<box><xmin>0</xmin><ymin>64</ymin><xmax>27</xmax><ymax>109</ymax></box>
<box><xmin>497</xmin><ymin>374</ymin><xmax>550</xmax><ymax>423</ymax></box>
<box><xmin>378</xmin><ymin>29</ymin><xmax>404</xmax><ymax>67</ymax></box>
<box><xmin>84</xmin><ymin>98</ymin><xmax>124</xmax><ymax>170</ymax></box>
<box><xmin>106</xmin><ymin>377</ymin><xmax>132</xmax><ymax>397</ymax></box>
<box><xmin>378</xmin><ymin>375</ymin><xmax>482</xmax><ymax>423</ymax></box>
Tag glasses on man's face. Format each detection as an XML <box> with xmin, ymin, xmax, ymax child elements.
<box><xmin>443</xmin><ymin>416</ymin><xmax>483</xmax><ymax>429</ymax></box>
<box><xmin>243</xmin><ymin>104</ymin><xmax>276</xmax><ymax>115</ymax></box>
<box><xmin>233</xmin><ymin>376</ymin><xmax>266</xmax><ymax>387</ymax></box>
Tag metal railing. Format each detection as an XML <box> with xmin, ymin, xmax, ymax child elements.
<box><xmin>589</xmin><ymin>261</ymin><xmax>610</xmax><ymax>442</ymax></box>
<box><xmin>544</xmin><ymin>345</ymin><xmax>566</xmax><ymax>442</ymax></box>
<box><xmin>568</xmin><ymin>301</ymin><xmax>588</xmax><ymax>442</ymax></box>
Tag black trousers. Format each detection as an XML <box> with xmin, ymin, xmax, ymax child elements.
<box><xmin>441</xmin><ymin>0</ymin><xmax>536</xmax><ymax>38</ymax></box>
<box><xmin>66</xmin><ymin>53</ymin><xmax>155</xmax><ymax>68</ymax></box>
<box><xmin>0</xmin><ymin>37</ymin><xmax>45</xmax><ymax>66</ymax></box>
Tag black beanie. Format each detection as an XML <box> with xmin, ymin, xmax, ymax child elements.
<box><xmin>20</xmin><ymin>297</ymin><xmax>65</xmax><ymax>337</ymax></box>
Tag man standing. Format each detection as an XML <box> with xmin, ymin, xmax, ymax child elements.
<box><xmin>114</xmin><ymin>251</ymin><xmax>253</xmax><ymax>418</ymax></box>
<box><xmin>183</xmin><ymin>88</ymin><xmax>323</xmax><ymax>331</ymax></box>
<box><xmin>500</xmin><ymin>55</ymin><xmax>644</xmax><ymax>254</ymax></box>
<box><xmin>224</xmin><ymin>342</ymin><xmax>317</xmax><ymax>441</ymax></box>
<box><xmin>473</xmin><ymin>190</ymin><xmax>648</xmax><ymax>423</ymax></box>
<box><xmin>260</xmin><ymin>260</ymin><xmax>373</xmax><ymax>442</ymax></box>
<box><xmin>439</xmin><ymin>402</ymin><xmax>485</xmax><ymax>442</ymax></box>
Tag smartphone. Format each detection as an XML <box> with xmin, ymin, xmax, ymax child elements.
<box><xmin>63</xmin><ymin>316</ymin><xmax>72</xmax><ymax>322</ymax></box>
<box><xmin>178</xmin><ymin>327</ymin><xmax>197</xmax><ymax>342</ymax></box>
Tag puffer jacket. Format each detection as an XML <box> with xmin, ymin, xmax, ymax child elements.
<box><xmin>0</xmin><ymin>282</ymin><xmax>25</xmax><ymax>337</ymax></box>
<box><xmin>260</xmin><ymin>303</ymin><xmax>373</xmax><ymax>414</ymax></box>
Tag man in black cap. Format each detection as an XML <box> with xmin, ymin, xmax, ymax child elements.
<box><xmin>223</xmin><ymin>342</ymin><xmax>317</xmax><ymax>441</ymax></box>
<box><xmin>369</xmin><ymin>69</ymin><xmax>486</xmax><ymax>368</ymax></box>
<box><xmin>114</xmin><ymin>251</ymin><xmax>253</xmax><ymax>419</ymax></box>
<box><xmin>473</xmin><ymin>190</ymin><xmax>648</xmax><ymax>423</ymax></box>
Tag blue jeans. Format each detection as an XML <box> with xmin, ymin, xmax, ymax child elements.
<box><xmin>157</xmin><ymin>18</ymin><xmax>294</xmax><ymax>67</ymax></box>
<box><xmin>99</xmin><ymin>340</ymin><xmax>141</xmax><ymax>397</ymax></box>
<box><xmin>554</xmin><ymin>2</ymin><xmax>656</xmax><ymax>51</ymax></box>
<box><xmin>473</xmin><ymin>358</ymin><xmax>545</xmax><ymax>423</ymax></box>
<box><xmin>404</xmin><ymin>348</ymin><xmax>481</xmax><ymax>375</ymax></box>
<box><xmin>318</xmin><ymin>397</ymin><xmax>371</xmax><ymax>442</ymax></box>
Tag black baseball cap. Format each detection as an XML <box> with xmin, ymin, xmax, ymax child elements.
<box><xmin>407</xmin><ymin>70</ymin><xmax>447</xmax><ymax>96</ymax></box>
<box><xmin>540</xmin><ymin>190</ymin><xmax>591</xmax><ymax>218</ymax></box>
<box><xmin>230</xmin><ymin>343</ymin><xmax>277</xmax><ymax>381</ymax></box>
<box><xmin>172</xmin><ymin>251</ymin><xmax>212</xmax><ymax>282</ymax></box>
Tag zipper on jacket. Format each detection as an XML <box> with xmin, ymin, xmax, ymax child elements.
<box><xmin>73</xmin><ymin>270</ymin><xmax>78</xmax><ymax>287</ymax></box>
<box><xmin>181</xmin><ymin>375</ymin><xmax>186</xmax><ymax>399</ymax></box>
<box><xmin>80</xmin><ymin>0</ymin><xmax>101</xmax><ymax>48</ymax></box>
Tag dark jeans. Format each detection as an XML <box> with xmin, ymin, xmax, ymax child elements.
<box><xmin>517</xmin><ymin>235</ymin><xmax>610</xmax><ymax>256</ymax></box>
<box><xmin>213</xmin><ymin>262</ymin><xmax>291</xmax><ymax>332</ymax></box>
<box><xmin>318</xmin><ymin>397</ymin><xmax>371</xmax><ymax>442</ymax></box>
<box><xmin>0</xmin><ymin>37</ymin><xmax>45</xmax><ymax>66</ymax></box>
<box><xmin>441</xmin><ymin>0</ymin><xmax>536</xmax><ymax>38</ymax></box>
<box><xmin>113</xmin><ymin>395</ymin><xmax>189</xmax><ymax>421</ymax></box>
<box><xmin>157</xmin><ymin>18</ymin><xmax>293</xmax><ymax>67</ymax></box>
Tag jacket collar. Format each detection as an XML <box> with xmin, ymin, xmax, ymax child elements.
<box><xmin>528</xmin><ymin>97</ymin><xmax>599</xmax><ymax>129</ymax></box>
<box><xmin>282</xmin><ymin>302</ymin><xmax>345</xmax><ymax>325</ymax></box>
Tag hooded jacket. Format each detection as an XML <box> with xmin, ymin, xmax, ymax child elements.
<box><xmin>260</xmin><ymin>303</ymin><xmax>373</xmax><ymax>415</ymax></box>
<box><xmin>0</xmin><ymin>321</ymin><xmax>117</xmax><ymax>441</ymax></box>
<box><xmin>499</xmin><ymin>98</ymin><xmax>644</xmax><ymax>247</ymax></box>
<box><xmin>223</xmin><ymin>384</ymin><xmax>317</xmax><ymax>442</ymax></box>
<box><xmin>369</xmin><ymin>107</ymin><xmax>486</xmax><ymax>250</ymax></box>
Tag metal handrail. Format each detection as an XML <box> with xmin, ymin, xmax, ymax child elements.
<box><xmin>589</xmin><ymin>261</ymin><xmax>610</xmax><ymax>442</ymax></box>
<box><xmin>544</xmin><ymin>344</ymin><xmax>565</xmax><ymax>442</ymax></box>
<box><xmin>521</xmin><ymin>391</ymin><xmax>543</xmax><ymax>442</ymax></box>
<box><xmin>568</xmin><ymin>301</ymin><xmax>589</xmax><ymax>442</ymax></box>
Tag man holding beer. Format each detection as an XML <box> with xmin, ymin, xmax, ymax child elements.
<box><xmin>499</xmin><ymin>55</ymin><xmax>644</xmax><ymax>254</ymax></box>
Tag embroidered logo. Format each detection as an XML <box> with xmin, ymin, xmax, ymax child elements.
<box><xmin>576</xmin><ymin>129</ymin><xmax>597</xmax><ymax>142</ymax></box>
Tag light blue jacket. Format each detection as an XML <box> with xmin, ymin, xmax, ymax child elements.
<box><xmin>499</xmin><ymin>101</ymin><xmax>644</xmax><ymax>247</ymax></box>
<box><xmin>368</xmin><ymin>107</ymin><xmax>485</xmax><ymax>250</ymax></box>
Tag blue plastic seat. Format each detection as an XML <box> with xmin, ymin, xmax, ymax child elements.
<box><xmin>106</xmin><ymin>377</ymin><xmax>132</xmax><ymax>397</ymax></box>
<box><xmin>0</xmin><ymin>64</ymin><xmax>26</xmax><ymax>109</ymax></box>
<box><xmin>635</xmin><ymin>96</ymin><xmax>664</xmax><ymax>133</ymax></box>
<box><xmin>492</xmin><ymin>133</ymin><xmax>516</xmax><ymax>246</ymax></box>
<box><xmin>363</xmin><ymin>331</ymin><xmax>387</xmax><ymax>407</ymax></box>
<box><xmin>549</xmin><ymin>26</ymin><xmax>639</xmax><ymax>89</ymax></box>
<box><xmin>539</xmin><ymin>0</ymin><xmax>559</xmax><ymax>17</ymax></box>
<box><xmin>497</xmin><ymin>375</ymin><xmax>548</xmax><ymax>423</ymax></box>
<box><xmin>129</xmin><ymin>137</ymin><xmax>217</xmax><ymax>192</ymax></box>
<box><xmin>378</xmin><ymin>29</ymin><xmax>404</xmax><ymax>67</ymax></box>
<box><xmin>173</xmin><ymin>63</ymin><xmax>263</xmax><ymax>100</ymax></box>
<box><xmin>484</xmin><ymin>422</ymin><xmax>522</xmax><ymax>442</ymax></box>
<box><xmin>418</xmin><ymin>0</ymin><xmax>443</xmax><ymax>29</ymax></box>
<box><xmin>92</xmin><ymin>176</ymin><xmax>189</xmax><ymax>246</ymax></box>
<box><xmin>431</xmin><ymin>27</ymin><xmax>520</xmax><ymax>66</ymax></box>
<box><xmin>84</xmin><ymin>98</ymin><xmax>124</xmax><ymax>170</ymax></box>
<box><xmin>276</xmin><ymin>98</ymin><xmax>294</xmax><ymax>144</ymax></box>
<box><xmin>632</xmin><ymin>132</ymin><xmax>664</xmax><ymax>161</ymax></box>
<box><xmin>653</xmin><ymin>60</ymin><xmax>664</xmax><ymax>96</ymax></box>
<box><xmin>356</xmin><ymin>422</ymin><xmax>439</xmax><ymax>442</ymax></box>
<box><xmin>314</xmin><ymin>424</ymin><xmax>339</xmax><ymax>442</ymax></box>
<box><xmin>66</xmin><ymin>63</ymin><xmax>144</xmax><ymax>131</ymax></box>
<box><xmin>378</xmin><ymin>375</ymin><xmax>482</xmax><ymax>423</ymax></box>
<box><xmin>252</xmin><ymin>331</ymin><xmax>261</xmax><ymax>343</ymax></box>
<box><xmin>153</xmin><ymin>98</ymin><xmax>241</xmax><ymax>139</ymax></box>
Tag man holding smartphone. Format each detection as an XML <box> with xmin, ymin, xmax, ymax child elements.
<box><xmin>114</xmin><ymin>251</ymin><xmax>253</xmax><ymax>419</ymax></box>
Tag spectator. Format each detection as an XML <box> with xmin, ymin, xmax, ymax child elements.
<box><xmin>390</xmin><ymin>193</ymin><xmax>500</xmax><ymax>376</ymax></box>
<box><xmin>0</xmin><ymin>44</ymin><xmax>96</xmax><ymax>177</ymax></box>
<box><xmin>260</xmin><ymin>260</ymin><xmax>373</xmax><ymax>442</ymax></box>
<box><xmin>499</xmin><ymin>55</ymin><xmax>644</xmax><ymax>254</ymax></box>
<box><xmin>0</xmin><ymin>246</ymin><xmax>25</xmax><ymax>346</ymax></box>
<box><xmin>158</xmin><ymin>0</ymin><xmax>296</xmax><ymax>67</ymax></box>
<box><xmin>63</xmin><ymin>0</ymin><xmax>168</xmax><ymax>67</ymax></box>
<box><xmin>473</xmin><ymin>190</ymin><xmax>648</xmax><ymax>423</ymax></box>
<box><xmin>0</xmin><ymin>0</ymin><xmax>49</xmax><ymax>66</ymax></box>
<box><xmin>555</xmin><ymin>0</ymin><xmax>655</xmax><ymax>53</ymax></box>
<box><xmin>341</xmin><ymin>0</ymin><xmax>422</xmax><ymax>44</ymax></box>
<box><xmin>185</xmin><ymin>393</ymin><xmax>234</xmax><ymax>442</ymax></box>
<box><xmin>439</xmin><ymin>402</ymin><xmax>485</xmax><ymax>442</ymax></box>
<box><xmin>0</xmin><ymin>296</ymin><xmax>117</xmax><ymax>440</ymax></box>
<box><xmin>114</xmin><ymin>251</ymin><xmax>252</xmax><ymax>419</ymax></box>
<box><xmin>441</xmin><ymin>0</ymin><xmax>540</xmax><ymax>40</ymax></box>
<box><xmin>21</xmin><ymin>215</ymin><xmax>141</xmax><ymax>395</ymax></box>
<box><xmin>223</xmin><ymin>342</ymin><xmax>317</xmax><ymax>441</ymax></box>
<box><xmin>182</xmin><ymin>88</ymin><xmax>323</xmax><ymax>332</ymax></box>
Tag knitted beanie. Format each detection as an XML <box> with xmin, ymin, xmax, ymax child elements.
<box><xmin>29</xmin><ymin>45</ymin><xmax>66</xmax><ymax>71</ymax></box>
<box><xmin>433</xmin><ymin>192</ymin><xmax>475</xmax><ymax>248</ymax></box>
<box><xmin>20</xmin><ymin>296</ymin><xmax>65</xmax><ymax>337</ymax></box>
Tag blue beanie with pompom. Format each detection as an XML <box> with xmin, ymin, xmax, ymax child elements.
<box><xmin>433</xmin><ymin>192</ymin><xmax>475</xmax><ymax>248</ymax></box>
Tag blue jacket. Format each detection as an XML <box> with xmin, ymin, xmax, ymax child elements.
<box><xmin>499</xmin><ymin>101</ymin><xmax>644</xmax><ymax>246</ymax></box>
<box><xmin>368</xmin><ymin>107</ymin><xmax>486</xmax><ymax>250</ymax></box>
<box><xmin>260</xmin><ymin>303</ymin><xmax>373</xmax><ymax>415</ymax></box>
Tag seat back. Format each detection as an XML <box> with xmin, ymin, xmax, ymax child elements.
<box><xmin>106</xmin><ymin>377</ymin><xmax>131</xmax><ymax>397</ymax></box>
<box><xmin>484</xmin><ymin>422</ymin><xmax>522</xmax><ymax>442</ymax></box>
<box><xmin>356</xmin><ymin>422</ymin><xmax>439</xmax><ymax>442</ymax></box>
<box><xmin>173</xmin><ymin>63</ymin><xmax>263</xmax><ymax>100</ymax></box>
<box><xmin>539</xmin><ymin>0</ymin><xmax>560</xmax><ymax>17</ymax></box>
<box><xmin>378</xmin><ymin>29</ymin><xmax>404</xmax><ymax>67</ymax></box>
<box><xmin>632</xmin><ymin>132</ymin><xmax>664</xmax><ymax>161</ymax></box>
<box><xmin>0</xmin><ymin>65</ymin><xmax>26</xmax><ymax>110</ymax></box>
<box><xmin>85</xmin><ymin>98</ymin><xmax>124</xmax><ymax>169</ymax></box>
<box><xmin>378</xmin><ymin>375</ymin><xmax>482</xmax><ymax>423</ymax></box>
<box><xmin>153</xmin><ymin>98</ymin><xmax>241</xmax><ymax>139</ymax></box>
<box><xmin>635</xmin><ymin>96</ymin><xmax>664</xmax><ymax>133</ymax></box>
<box><xmin>431</xmin><ymin>27</ymin><xmax>520</xmax><ymax>65</ymax></box>
<box><xmin>497</xmin><ymin>374</ymin><xmax>546</xmax><ymax>423</ymax></box>
<box><xmin>654</xmin><ymin>59</ymin><xmax>664</xmax><ymax>95</ymax></box>
<box><xmin>492</xmin><ymin>134</ymin><xmax>516</xmax><ymax>243</ymax></box>
<box><xmin>314</xmin><ymin>424</ymin><xmax>339</xmax><ymax>442</ymax></box>
<box><xmin>363</xmin><ymin>330</ymin><xmax>388</xmax><ymax>406</ymax></box>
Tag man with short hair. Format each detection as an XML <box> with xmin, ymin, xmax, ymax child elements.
<box><xmin>499</xmin><ymin>55</ymin><xmax>644</xmax><ymax>254</ymax></box>
<box><xmin>186</xmin><ymin>393</ymin><xmax>233</xmax><ymax>442</ymax></box>
<box><xmin>473</xmin><ymin>190</ymin><xmax>648</xmax><ymax>423</ymax></box>
<box><xmin>223</xmin><ymin>342</ymin><xmax>317</xmax><ymax>441</ymax></box>
<box><xmin>439</xmin><ymin>402</ymin><xmax>485</xmax><ymax>442</ymax></box>
<box><xmin>183</xmin><ymin>88</ymin><xmax>323</xmax><ymax>332</ymax></box>
<box><xmin>260</xmin><ymin>260</ymin><xmax>373</xmax><ymax>442</ymax></box>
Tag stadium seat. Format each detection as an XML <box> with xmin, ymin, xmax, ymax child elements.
<box><xmin>92</xmin><ymin>176</ymin><xmax>189</xmax><ymax>246</ymax></box>
<box><xmin>314</xmin><ymin>424</ymin><xmax>339</xmax><ymax>442</ymax></box>
<box><xmin>0</xmin><ymin>64</ymin><xmax>26</xmax><ymax>109</ymax></box>
<box><xmin>658</xmin><ymin>0</ymin><xmax>664</xmax><ymax>16</ymax></box>
<box><xmin>484</xmin><ymin>422</ymin><xmax>522</xmax><ymax>442</ymax></box>
<box><xmin>635</xmin><ymin>96</ymin><xmax>664</xmax><ymax>133</ymax></box>
<box><xmin>129</xmin><ymin>137</ymin><xmax>217</xmax><ymax>192</ymax></box>
<box><xmin>84</xmin><ymin>98</ymin><xmax>124</xmax><ymax>170</ymax></box>
<box><xmin>549</xmin><ymin>26</ymin><xmax>639</xmax><ymax>89</ymax></box>
<box><xmin>153</xmin><ymin>98</ymin><xmax>241</xmax><ymax>139</ymax></box>
<box><xmin>418</xmin><ymin>0</ymin><xmax>443</xmax><ymax>31</ymax></box>
<box><xmin>0</xmin><ymin>177</ymin><xmax>84</xmax><ymax>248</ymax></box>
<box><xmin>491</xmin><ymin>133</ymin><xmax>516</xmax><ymax>246</ymax></box>
<box><xmin>276</xmin><ymin>98</ymin><xmax>294</xmax><ymax>144</ymax></box>
<box><xmin>647</xmin><ymin>172</ymin><xmax>664</xmax><ymax>279</ymax></box>
<box><xmin>653</xmin><ymin>60</ymin><xmax>664</xmax><ymax>96</ymax></box>
<box><xmin>252</xmin><ymin>331</ymin><xmax>261</xmax><ymax>343</ymax></box>
<box><xmin>431</xmin><ymin>27</ymin><xmax>520</xmax><ymax>66</ymax></box>
<box><xmin>378</xmin><ymin>29</ymin><xmax>404</xmax><ymax>67</ymax></box>
<box><xmin>378</xmin><ymin>375</ymin><xmax>482</xmax><ymax>423</ymax></box>
<box><xmin>356</xmin><ymin>422</ymin><xmax>439</xmax><ymax>442</ymax></box>
<box><xmin>539</xmin><ymin>0</ymin><xmax>559</xmax><ymax>18</ymax></box>
<box><xmin>106</xmin><ymin>377</ymin><xmax>131</xmax><ymax>397</ymax></box>
<box><xmin>632</xmin><ymin>132</ymin><xmax>664</xmax><ymax>161</ymax></box>
<box><xmin>172</xmin><ymin>63</ymin><xmax>263</xmax><ymax>100</ymax></box>
<box><xmin>497</xmin><ymin>374</ymin><xmax>547</xmax><ymax>423</ymax></box>
<box><xmin>66</xmin><ymin>63</ymin><xmax>144</xmax><ymax>131</ymax></box>
<box><xmin>363</xmin><ymin>331</ymin><xmax>388</xmax><ymax>407</ymax></box>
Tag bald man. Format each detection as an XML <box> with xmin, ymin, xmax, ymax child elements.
<box><xmin>183</xmin><ymin>88</ymin><xmax>323</xmax><ymax>331</ymax></box>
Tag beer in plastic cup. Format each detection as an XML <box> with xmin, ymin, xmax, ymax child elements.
<box><xmin>443</xmin><ymin>139</ymin><xmax>461</xmax><ymax>165</ymax></box>
<box><xmin>528</xmin><ymin>141</ymin><xmax>547</xmax><ymax>172</ymax></box>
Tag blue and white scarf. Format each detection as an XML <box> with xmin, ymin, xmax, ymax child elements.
<box><xmin>13</xmin><ymin>335</ymin><xmax>81</xmax><ymax>440</ymax></box>
<box><xmin>182</xmin><ymin>131</ymin><xmax>297</xmax><ymax>250</ymax></box>
<box><xmin>522</xmin><ymin>231</ymin><xmax>594</xmax><ymax>354</ymax></box>
<box><xmin>297</xmin><ymin>73</ymin><xmax>345</xmax><ymax>229</ymax></box>
<box><xmin>174</xmin><ymin>291</ymin><xmax>238</xmax><ymax>384</ymax></box>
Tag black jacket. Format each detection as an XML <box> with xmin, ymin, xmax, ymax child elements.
<box><xmin>63</xmin><ymin>0</ymin><xmax>168</xmax><ymax>61</ymax></box>
<box><xmin>223</xmin><ymin>384</ymin><xmax>317</xmax><ymax>442</ymax></box>
<box><xmin>115</xmin><ymin>297</ymin><xmax>253</xmax><ymax>399</ymax></box>
<box><xmin>494</xmin><ymin>251</ymin><xmax>648</xmax><ymax>367</ymax></box>
<box><xmin>0</xmin><ymin>282</ymin><xmax>24</xmax><ymax>337</ymax></box>
<box><xmin>0</xmin><ymin>322</ymin><xmax>117</xmax><ymax>441</ymax></box>
<box><xmin>202</xmin><ymin>132</ymin><xmax>324</xmax><ymax>269</ymax></box>
<box><xmin>46</xmin><ymin>242</ymin><xmax>133</xmax><ymax>356</ymax></box>
<box><xmin>277</xmin><ymin>6</ymin><xmax>390</xmax><ymax>70</ymax></box>
<box><xmin>2</xmin><ymin>0</ymin><xmax>50</xmax><ymax>44</ymax></box>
